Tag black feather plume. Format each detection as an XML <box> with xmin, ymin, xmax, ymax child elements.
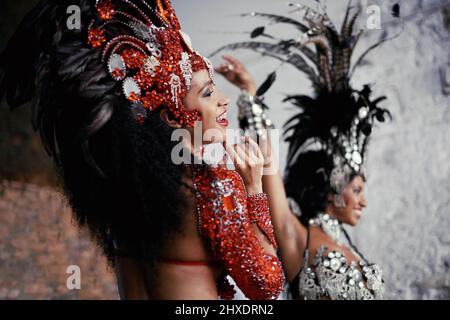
<box><xmin>0</xmin><ymin>0</ymin><xmax>116</xmax><ymax>172</ymax></box>
<box><xmin>241</xmin><ymin>12</ymin><xmax>310</xmax><ymax>33</ymax></box>
<box><xmin>213</xmin><ymin>3</ymin><xmax>394</xmax><ymax>196</ymax></box>
<box><xmin>250</xmin><ymin>26</ymin><xmax>266</xmax><ymax>38</ymax></box>
<box><xmin>256</xmin><ymin>71</ymin><xmax>277</xmax><ymax>96</ymax></box>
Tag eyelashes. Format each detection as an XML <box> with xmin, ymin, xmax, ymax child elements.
<box><xmin>203</xmin><ymin>89</ymin><xmax>213</xmax><ymax>97</ymax></box>
<box><xmin>202</xmin><ymin>85</ymin><xmax>215</xmax><ymax>98</ymax></box>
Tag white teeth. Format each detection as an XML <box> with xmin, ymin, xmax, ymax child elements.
<box><xmin>216</xmin><ymin>113</ymin><xmax>226</xmax><ymax>121</ymax></box>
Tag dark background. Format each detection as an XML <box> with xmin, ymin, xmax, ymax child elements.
<box><xmin>0</xmin><ymin>0</ymin><xmax>118</xmax><ymax>299</ymax></box>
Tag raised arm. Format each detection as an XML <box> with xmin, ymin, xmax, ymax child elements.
<box><xmin>216</xmin><ymin>55</ymin><xmax>307</xmax><ymax>281</ymax></box>
<box><xmin>261</xmin><ymin>148</ymin><xmax>308</xmax><ymax>282</ymax></box>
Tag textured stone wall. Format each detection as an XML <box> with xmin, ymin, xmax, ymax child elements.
<box><xmin>0</xmin><ymin>0</ymin><xmax>119</xmax><ymax>300</ymax></box>
<box><xmin>0</xmin><ymin>181</ymin><xmax>118</xmax><ymax>299</ymax></box>
<box><xmin>349</xmin><ymin>0</ymin><xmax>450</xmax><ymax>300</ymax></box>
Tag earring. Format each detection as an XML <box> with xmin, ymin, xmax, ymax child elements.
<box><xmin>333</xmin><ymin>194</ymin><xmax>346</xmax><ymax>208</ymax></box>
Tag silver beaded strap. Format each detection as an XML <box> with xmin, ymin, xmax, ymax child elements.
<box><xmin>237</xmin><ymin>91</ymin><xmax>274</xmax><ymax>136</ymax></box>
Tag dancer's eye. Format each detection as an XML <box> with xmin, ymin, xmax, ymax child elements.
<box><xmin>202</xmin><ymin>85</ymin><xmax>215</xmax><ymax>98</ymax></box>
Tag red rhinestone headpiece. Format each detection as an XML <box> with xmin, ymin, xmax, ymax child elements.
<box><xmin>87</xmin><ymin>0</ymin><xmax>215</xmax><ymax>126</ymax></box>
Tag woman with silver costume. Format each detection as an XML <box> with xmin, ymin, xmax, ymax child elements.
<box><xmin>214</xmin><ymin>1</ymin><xmax>400</xmax><ymax>299</ymax></box>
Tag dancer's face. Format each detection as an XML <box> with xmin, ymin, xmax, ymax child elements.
<box><xmin>183</xmin><ymin>69</ymin><xmax>230</xmax><ymax>144</ymax></box>
<box><xmin>333</xmin><ymin>176</ymin><xmax>367</xmax><ymax>226</ymax></box>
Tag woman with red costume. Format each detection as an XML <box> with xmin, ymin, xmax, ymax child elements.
<box><xmin>0</xmin><ymin>0</ymin><xmax>283</xmax><ymax>299</ymax></box>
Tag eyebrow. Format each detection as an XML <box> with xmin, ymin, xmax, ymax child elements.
<box><xmin>197</xmin><ymin>80</ymin><xmax>213</xmax><ymax>94</ymax></box>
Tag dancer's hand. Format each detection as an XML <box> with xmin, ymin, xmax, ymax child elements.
<box><xmin>215</xmin><ymin>55</ymin><xmax>257</xmax><ymax>96</ymax></box>
<box><xmin>224</xmin><ymin>137</ymin><xmax>264</xmax><ymax>195</ymax></box>
<box><xmin>258</xmin><ymin>128</ymin><xmax>278</xmax><ymax>171</ymax></box>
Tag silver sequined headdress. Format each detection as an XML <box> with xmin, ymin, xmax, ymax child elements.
<box><xmin>213</xmin><ymin>1</ymin><xmax>401</xmax><ymax>200</ymax></box>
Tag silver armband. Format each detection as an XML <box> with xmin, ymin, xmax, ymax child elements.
<box><xmin>237</xmin><ymin>91</ymin><xmax>274</xmax><ymax>136</ymax></box>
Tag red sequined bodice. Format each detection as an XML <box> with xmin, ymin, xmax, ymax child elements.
<box><xmin>192</xmin><ymin>165</ymin><xmax>284</xmax><ymax>300</ymax></box>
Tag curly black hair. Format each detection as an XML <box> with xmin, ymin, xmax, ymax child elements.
<box><xmin>58</xmin><ymin>96</ymin><xmax>187</xmax><ymax>269</ymax></box>
<box><xmin>0</xmin><ymin>0</ymin><xmax>187</xmax><ymax>277</ymax></box>
<box><xmin>284</xmin><ymin>150</ymin><xmax>331</xmax><ymax>226</ymax></box>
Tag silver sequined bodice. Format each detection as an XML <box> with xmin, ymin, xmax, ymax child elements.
<box><xmin>298</xmin><ymin>244</ymin><xmax>384</xmax><ymax>300</ymax></box>
<box><xmin>287</xmin><ymin>200</ymin><xmax>385</xmax><ymax>300</ymax></box>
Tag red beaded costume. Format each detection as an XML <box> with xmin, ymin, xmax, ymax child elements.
<box><xmin>88</xmin><ymin>0</ymin><xmax>284</xmax><ymax>300</ymax></box>
<box><xmin>247</xmin><ymin>193</ymin><xmax>278</xmax><ymax>248</ymax></box>
<box><xmin>193</xmin><ymin>165</ymin><xmax>284</xmax><ymax>300</ymax></box>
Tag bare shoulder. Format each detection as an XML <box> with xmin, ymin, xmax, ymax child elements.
<box><xmin>159</xmin><ymin>167</ymin><xmax>214</xmax><ymax>260</ymax></box>
<box><xmin>307</xmin><ymin>227</ymin><xmax>360</xmax><ymax>265</ymax></box>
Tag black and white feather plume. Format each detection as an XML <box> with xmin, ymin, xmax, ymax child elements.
<box><xmin>0</xmin><ymin>0</ymin><xmax>118</xmax><ymax>177</ymax></box>
<box><xmin>212</xmin><ymin>1</ymin><xmax>400</xmax><ymax>180</ymax></box>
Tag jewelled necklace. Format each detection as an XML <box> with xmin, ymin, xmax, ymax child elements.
<box><xmin>309</xmin><ymin>213</ymin><xmax>343</xmax><ymax>244</ymax></box>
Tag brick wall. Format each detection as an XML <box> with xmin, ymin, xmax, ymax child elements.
<box><xmin>0</xmin><ymin>181</ymin><xmax>118</xmax><ymax>299</ymax></box>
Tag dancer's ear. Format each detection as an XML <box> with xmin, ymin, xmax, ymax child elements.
<box><xmin>327</xmin><ymin>193</ymin><xmax>334</xmax><ymax>203</ymax></box>
<box><xmin>160</xmin><ymin>109</ymin><xmax>182</xmax><ymax>128</ymax></box>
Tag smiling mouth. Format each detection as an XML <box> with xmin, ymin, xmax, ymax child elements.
<box><xmin>216</xmin><ymin>110</ymin><xmax>228</xmax><ymax>127</ymax></box>
<box><xmin>354</xmin><ymin>209</ymin><xmax>362</xmax><ymax>218</ymax></box>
